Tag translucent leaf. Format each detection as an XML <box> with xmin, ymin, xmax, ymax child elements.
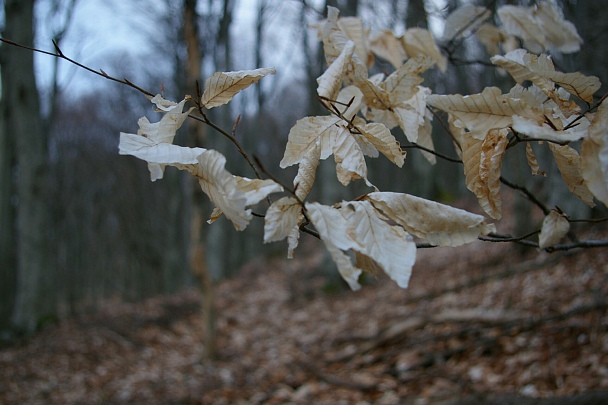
<box><xmin>402</xmin><ymin>28</ymin><xmax>447</xmax><ymax>73</ymax></box>
<box><xmin>263</xmin><ymin>197</ymin><xmax>303</xmax><ymax>243</ymax></box>
<box><xmin>492</xmin><ymin>49</ymin><xmax>600</xmax><ymax>103</ymax></box>
<box><xmin>581</xmin><ymin>102</ymin><xmax>608</xmax><ymax>206</ymax></box>
<box><xmin>354</xmin><ymin>117</ymin><xmax>405</xmax><ymax>167</ymax></box>
<box><xmin>293</xmin><ymin>140</ymin><xmax>321</xmax><ymax>201</ymax></box>
<box><xmin>305</xmin><ymin>202</ymin><xmax>363</xmax><ymax>290</ymax></box>
<box><xmin>366</xmin><ymin>192</ymin><xmax>496</xmax><ymax>247</ymax></box>
<box><xmin>382</xmin><ymin>56</ymin><xmax>432</xmax><ymax>104</ymax></box>
<box><xmin>280</xmin><ymin>116</ymin><xmax>342</xmax><ymax>168</ymax></box>
<box><xmin>462</xmin><ymin>129</ymin><xmax>509</xmax><ymax>219</ymax></box>
<box><xmin>526</xmin><ymin>142</ymin><xmax>546</xmax><ymax>176</ymax></box>
<box><xmin>342</xmin><ymin>201</ymin><xmax>416</xmax><ymax>288</ymax></box>
<box><xmin>497</xmin><ymin>5</ymin><xmax>546</xmax><ymax>54</ymax></box>
<box><xmin>234</xmin><ymin>177</ymin><xmax>282</xmax><ymax>206</ymax></box>
<box><xmin>443</xmin><ymin>5</ymin><xmax>491</xmax><ymax>41</ymax></box>
<box><xmin>476</xmin><ymin>23</ymin><xmax>506</xmax><ymax>56</ymax></box>
<box><xmin>332</xmin><ymin>125</ymin><xmax>371</xmax><ymax>186</ymax></box>
<box><xmin>534</xmin><ymin>2</ymin><xmax>582</xmax><ymax>53</ymax></box>
<box><xmin>323</xmin><ymin>7</ymin><xmax>367</xmax><ymax>78</ymax></box>
<box><xmin>306</xmin><ymin>201</ymin><xmax>417</xmax><ymax>289</ymax></box>
<box><xmin>286</xmin><ymin>225</ymin><xmax>301</xmax><ymax>259</ymax></box>
<box><xmin>538</xmin><ymin>210</ymin><xmax>570</xmax><ymax>249</ymax></box>
<box><xmin>549</xmin><ymin>143</ymin><xmax>595</xmax><ymax>207</ymax></box>
<box><xmin>353</xmin><ymin>76</ymin><xmax>392</xmax><ymax>110</ymax></box>
<box><xmin>118</xmin><ymin>133</ymin><xmax>206</xmax><ymax>181</ymax></box>
<box><xmin>427</xmin><ymin>87</ymin><xmax>537</xmax><ymax>140</ymax></box>
<box><xmin>512</xmin><ymin>115</ymin><xmax>588</xmax><ymax>143</ymax></box>
<box><xmin>336</xmin><ymin>16</ymin><xmax>372</xmax><ymax>69</ymax></box>
<box><xmin>317</xmin><ymin>41</ymin><xmax>355</xmax><ymax>100</ymax></box>
<box><xmin>393</xmin><ymin>86</ymin><xmax>431</xmax><ymax>143</ymax></box>
<box><xmin>197</xmin><ymin>150</ymin><xmax>282</xmax><ymax>231</ymax></box>
<box><xmin>201</xmin><ymin>67</ymin><xmax>276</xmax><ymax>108</ymax></box>
<box><xmin>369</xmin><ymin>30</ymin><xmax>407</xmax><ymax>69</ymax></box>
<box><xmin>120</xmin><ymin>131</ymin><xmax>281</xmax><ymax>231</ymax></box>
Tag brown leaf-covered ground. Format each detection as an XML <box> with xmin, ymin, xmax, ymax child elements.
<box><xmin>1</xmin><ymin>228</ymin><xmax>607</xmax><ymax>404</ymax></box>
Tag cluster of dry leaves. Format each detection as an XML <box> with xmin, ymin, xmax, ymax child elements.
<box><xmin>119</xmin><ymin>1</ymin><xmax>608</xmax><ymax>293</ymax></box>
<box><xmin>1</xmin><ymin>214</ymin><xmax>606</xmax><ymax>404</ymax></box>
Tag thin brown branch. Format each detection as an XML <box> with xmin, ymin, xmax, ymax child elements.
<box><xmin>499</xmin><ymin>176</ymin><xmax>551</xmax><ymax>215</ymax></box>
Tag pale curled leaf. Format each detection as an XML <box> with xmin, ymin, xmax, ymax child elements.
<box><xmin>305</xmin><ymin>202</ymin><xmax>363</xmax><ymax>290</ymax></box>
<box><xmin>343</xmin><ymin>201</ymin><xmax>416</xmax><ymax>288</ymax></box>
<box><xmin>369</xmin><ymin>30</ymin><xmax>407</xmax><ymax>69</ymax></box>
<box><xmin>534</xmin><ymin>2</ymin><xmax>583</xmax><ymax>53</ymax></box>
<box><xmin>317</xmin><ymin>41</ymin><xmax>355</xmax><ymax>100</ymax></box>
<box><xmin>497</xmin><ymin>5</ymin><xmax>546</xmax><ymax>54</ymax></box>
<box><xmin>427</xmin><ymin>87</ymin><xmax>538</xmax><ymax>140</ymax></box>
<box><xmin>197</xmin><ymin>150</ymin><xmax>282</xmax><ymax>231</ymax></box>
<box><xmin>323</xmin><ymin>7</ymin><xmax>367</xmax><ymax>79</ymax></box>
<box><xmin>263</xmin><ymin>197</ymin><xmax>303</xmax><ymax>243</ymax></box>
<box><xmin>293</xmin><ymin>139</ymin><xmax>321</xmax><ymax>201</ymax></box>
<box><xmin>476</xmin><ymin>23</ymin><xmax>507</xmax><ymax>56</ymax></box>
<box><xmin>353</xmin><ymin>117</ymin><xmax>405</xmax><ymax>167</ymax></box>
<box><xmin>492</xmin><ymin>49</ymin><xmax>600</xmax><ymax>103</ymax></box>
<box><xmin>538</xmin><ymin>210</ymin><xmax>570</xmax><ymax>249</ymax></box>
<box><xmin>366</xmin><ymin>192</ymin><xmax>495</xmax><ymax>247</ymax></box>
<box><xmin>526</xmin><ymin>142</ymin><xmax>546</xmax><ymax>176</ymax></box>
<box><xmin>549</xmin><ymin>143</ymin><xmax>596</xmax><ymax>207</ymax></box>
<box><xmin>202</xmin><ymin>67</ymin><xmax>276</xmax><ymax>108</ymax></box>
<box><xmin>581</xmin><ymin>102</ymin><xmax>608</xmax><ymax>206</ymax></box>
<box><xmin>280</xmin><ymin>115</ymin><xmax>341</xmax><ymax>168</ymax></box>
<box><xmin>512</xmin><ymin>115</ymin><xmax>588</xmax><ymax>143</ymax></box>
<box><xmin>118</xmin><ymin>133</ymin><xmax>206</xmax><ymax>181</ymax></box>
<box><xmin>402</xmin><ymin>28</ymin><xmax>447</xmax><ymax>73</ymax></box>
<box><xmin>462</xmin><ymin>129</ymin><xmax>509</xmax><ymax>219</ymax></box>
<box><xmin>306</xmin><ymin>201</ymin><xmax>416</xmax><ymax>289</ymax></box>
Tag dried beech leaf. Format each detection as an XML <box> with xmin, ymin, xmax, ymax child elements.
<box><xmin>323</xmin><ymin>7</ymin><xmax>367</xmax><ymax>78</ymax></box>
<box><xmin>342</xmin><ymin>201</ymin><xmax>416</xmax><ymax>288</ymax></box>
<box><xmin>197</xmin><ymin>150</ymin><xmax>282</xmax><ymax>231</ymax></box>
<box><xmin>526</xmin><ymin>142</ymin><xmax>546</xmax><ymax>176</ymax></box>
<box><xmin>402</xmin><ymin>28</ymin><xmax>447</xmax><ymax>73</ymax></box>
<box><xmin>234</xmin><ymin>177</ymin><xmax>282</xmax><ymax>206</ymax></box>
<box><xmin>280</xmin><ymin>116</ymin><xmax>341</xmax><ymax>168</ymax></box>
<box><xmin>354</xmin><ymin>76</ymin><xmax>392</xmax><ymax>110</ymax></box>
<box><xmin>366</xmin><ymin>192</ymin><xmax>495</xmax><ymax>247</ymax></box>
<box><xmin>354</xmin><ymin>117</ymin><xmax>405</xmax><ymax>167</ymax></box>
<box><xmin>202</xmin><ymin>67</ymin><xmax>276</xmax><ymax>108</ymax></box>
<box><xmin>369</xmin><ymin>30</ymin><xmax>407</xmax><ymax>69</ymax></box>
<box><xmin>538</xmin><ymin>210</ymin><xmax>570</xmax><ymax>248</ymax></box>
<box><xmin>286</xmin><ymin>225</ymin><xmax>301</xmax><ymax>259</ymax></box>
<box><xmin>534</xmin><ymin>2</ymin><xmax>583</xmax><ymax>53</ymax></box>
<box><xmin>332</xmin><ymin>125</ymin><xmax>371</xmax><ymax>186</ymax></box>
<box><xmin>476</xmin><ymin>23</ymin><xmax>507</xmax><ymax>56</ymax></box>
<box><xmin>293</xmin><ymin>140</ymin><xmax>321</xmax><ymax>201</ymax></box>
<box><xmin>317</xmin><ymin>41</ymin><xmax>355</xmax><ymax>100</ymax></box>
<box><xmin>382</xmin><ymin>56</ymin><xmax>432</xmax><ymax>104</ymax></box>
<box><xmin>118</xmin><ymin>134</ymin><xmax>205</xmax><ymax>180</ymax></box>
<box><xmin>512</xmin><ymin>115</ymin><xmax>588</xmax><ymax>143</ymax></box>
<box><xmin>492</xmin><ymin>49</ymin><xmax>600</xmax><ymax>103</ymax></box>
<box><xmin>462</xmin><ymin>129</ymin><xmax>509</xmax><ymax>219</ymax></box>
<box><xmin>497</xmin><ymin>5</ymin><xmax>546</xmax><ymax>54</ymax></box>
<box><xmin>427</xmin><ymin>87</ymin><xmax>537</xmax><ymax>140</ymax></box>
<box><xmin>336</xmin><ymin>16</ymin><xmax>371</xmax><ymax>68</ymax></box>
<box><xmin>393</xmin><ymin>86</ymin><xmax>431</xmax><ymax>143</ymax></box>
<box><xmin>263</xmin><ymin>197</ymin><xmax>303</xmax><ymax>243</ymax></box>
<box><xmin>581</xmin><ymin>102</ymin><xmax>608</xmax><ymax>206</ymax></box>
<box><xmin>443</xmin><ymin>5</ymin><xmax>491</xmax><ymax>41</ymax></box>
<box><xmin>549</xmin><ymin>143</ymin><xmax>595</xmax><ymax>207</ymax></box>
<box><xmin>305</xmin><ymin>202</ymin><xmax>363</xmax><ymax>290</ymax></box>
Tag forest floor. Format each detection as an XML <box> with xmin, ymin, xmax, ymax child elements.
<box><xmin>1</xmin><ymin>224</ymin><xmax>608</xmax><ymax>404</ymax></box>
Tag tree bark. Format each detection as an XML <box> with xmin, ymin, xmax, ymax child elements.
<box><xmin>1</xmin><ymin>0</ymin><xmax>54</xmax><ymax>333</ymax></box>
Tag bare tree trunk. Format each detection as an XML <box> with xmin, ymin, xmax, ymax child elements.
<box><xmin>1</xmin><ymin>0</ymin><xmax>54</xmax><ymax>333</ymax></box>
